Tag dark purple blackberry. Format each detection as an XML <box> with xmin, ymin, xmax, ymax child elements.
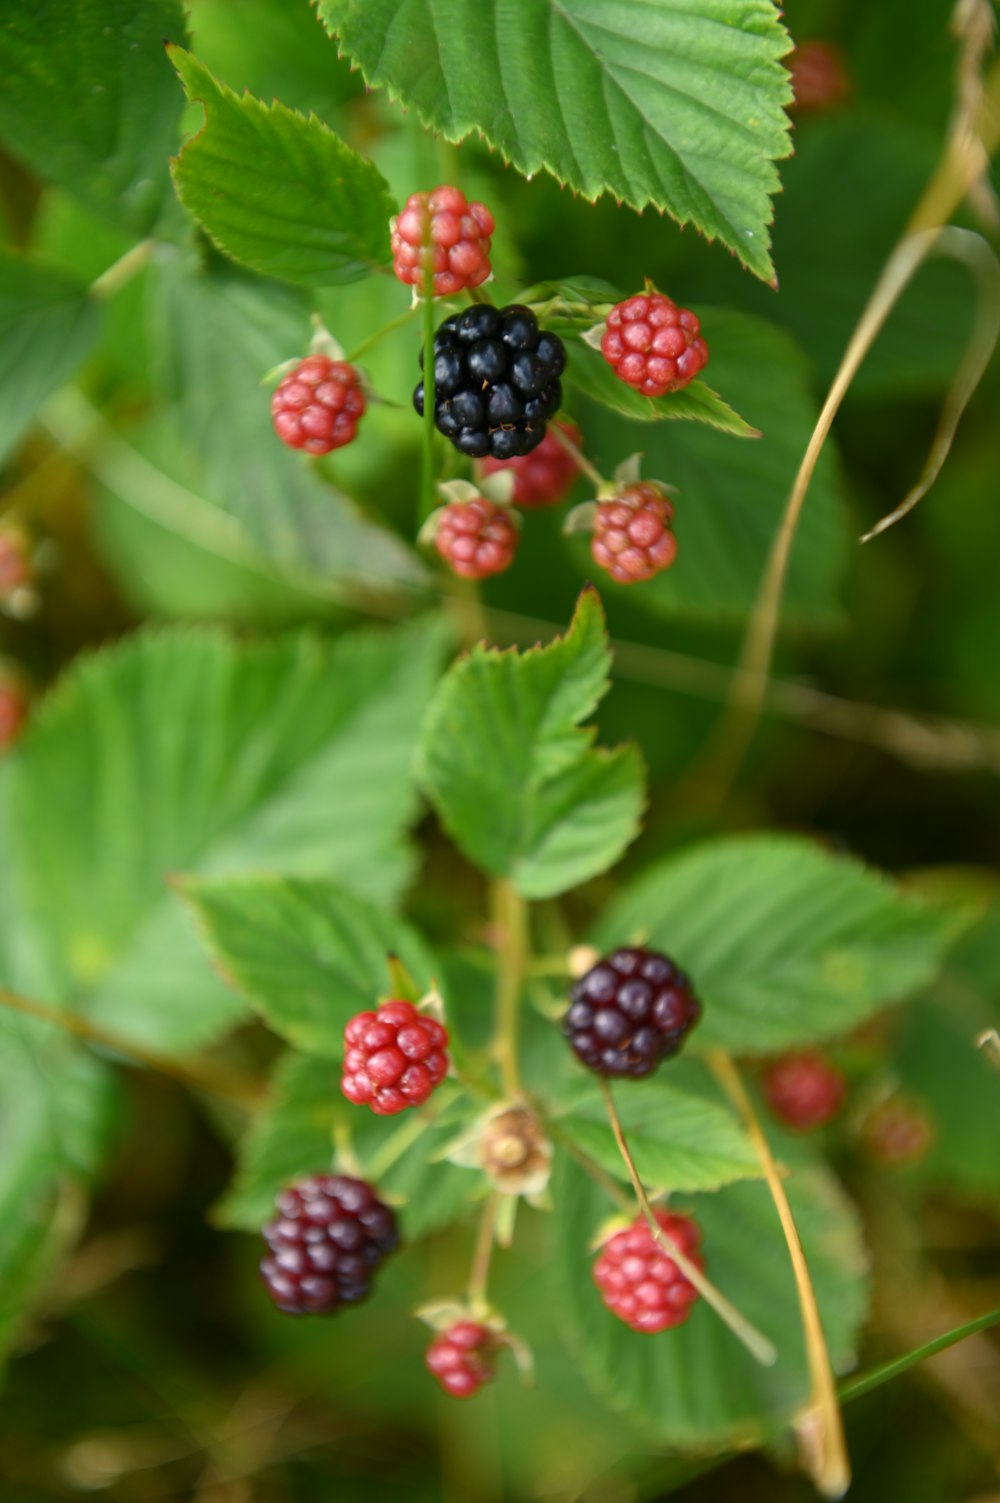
<box><xmin>563</xmin><ymin>947</ymin><xmax>701</xmax><ymax>1078</ymax></box>
<box><xmin>260</xmin><ymin>1174</ymin><xmax>398</xmax><ymax>1315</ymax></box>
<box><xmin>414</xmin><ymin>304</ymin><xmax>566</xmax><ymax>460</ymax></box>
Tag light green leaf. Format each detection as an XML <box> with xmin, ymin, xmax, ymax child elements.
<box><xmin>418</xmin><ymin>590</ymin><xmax>645</xmax><ymax>898</ymax></box>
<box><xmin>594</xmin><ymin>835</ymin><xmax>954</xmax><ymax>1054</ymax></box>
<box><xmin>554</xmin><ymin>1075</ymin><xmax>760</xmax><ymax>1194</ymax></box>
<box><xmin>217</xmin><ymin>1052</ymin><xmax>476</xmax><ymax>1239</ymax></box>
<box><xmin>316</xmin><ymin>0</ymin><xmax>792</xmax><ymax>282</ymax></box>
<box><xmin>0</xmin><ymin>0</ymin><xmax>187</xmax><ymax>234</ymax></box>
<box><xmin>183</xmin><ymin>876</ymin><xmax>438</xmax><ymax>1057</ymax></box>
<box><xmin>576</xmin><ymin>310</ymin><xmax>850</xmax><ymax>624</ymax></box>
<box><xmin>170</xmin><ymin>48</ymin><xmax>396</xmax><ymax>285</ymax></box>
<box><xmin>0</xmin><ymin>256</ymin><xmax>101</xmax><ymax>464</ymax></box>
<box><xmin>150</xmin><ymin>254</ymin><xmax>427</xmax><ymax>590</ymax></box>
<box><xmin>0</xmin><ymin>620</ymin><xmax>447</xmax><ymax>1054</ymax></box>
<box><xmin>553</xmin><ymin>1150</ymin><xmax>869</xmax><ymax>1448</ymax></box>
<box><xmin>567</xmin><ymin>344</ymin><xmax>759</xmax><ymax>438</ymax></box>
<box><xmin>0</xmin><ymin>1012</ymin><xmax>118</xmax><ymax>1358</ymax></box>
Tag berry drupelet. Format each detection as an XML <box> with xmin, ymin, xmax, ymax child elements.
<box><xmin>432</xmin><ymin>495</ymin><xmax>519</xmax><ymax>580</ymax></box>
<box><xmin>761</xmin><ymin>1050</ymin><xmax>846</xmax><ymax>1131</ymax></box>
<box><xmin>414</xmin><ymin>304</ymin><xmax>566</xmax><ymax>461</ymax></box>
<box><xmin>478</xmin><ymin>419</ymin><xmax>584</xmax><ymax>508</ymax></box>
<box><xmin>271</xmin><ymin>356</ymin><xmax>366</xmax><ymax>455</ymax></box>
<box><xmin>391</xmin><ymin>185</ymin><xmax>494</xmax><ymax>297</ymax></box>
<box><xmin>591</xmin><ymin>482</ymin><xmax>677</xmax><ymax>584</ymax></box>
<box><xmin>601</xmin><ymin>292</ymin><xmax>708</xmax><ymax>397</ymax></box>
<box><xmin>563</xmin><ymin>947</ymin><xmax>701</xmax><ymax>1078</ymax></box>
<box><xmin>425</xmin><ymin>1321</ymin><xmax>497</xmax><ymax>1398</ymax></box>
<box><xmin>260</xmin><ymin>1175</ymin><xmax>398</xmax><ymax>1315</ymax></box>
<box><xmin>593</xmin><ymin>1210</ymin><xmax>703</xmax><ymax>1333</ymax></box>
<box><xmin>342</xmin><ymin>1000</ymin><xmax>449</xmax><ymax>1115</ymax></box>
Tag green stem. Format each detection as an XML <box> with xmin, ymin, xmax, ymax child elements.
<box><xmin>549</xmin><ymin>423</ymin><xmax>606</xmax><ymax>490</ymax></box>
<box><xmin>466</xmin><ymin>1191</ymin><xmax>499</xmax><ymax>1313</ymax></box>
<box><xmin>599</xmin><ymin>1076</ymin><xmax>777</xmax><ymax>1368</ymax></box>
<box><xmin>0</xmin><ymin>984</ymin><xmax>263</xmax><ymax>1108</ymax></box>
<box><xmin>346</xmin><ymin>304</ymin><xmax>420</xmax><ymax>364</ymax></box>
<box><xmin>90</xmin><ymin>240</ymin><xmax>152</xmax><ymax>301</ymax></box>
<box><xmin>491</xmin><ymin>879</ymin><xmax>529</xmax><ymax>1099</ymax></box>
<box><xmin>421</xmin><ymin>266</ymin><xmax>437</xmax><ymax>522</ymax></box>
<box><xmin>840</xmin><ymin>1305</ymin><xmax>1000</xmax><ymax>1404</ymax></box>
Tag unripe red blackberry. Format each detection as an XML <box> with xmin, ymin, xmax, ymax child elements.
<box><xmin>432</xmin><ymin>496</ymin><xmax>519</xmax><ymax>581</ymax></box>
<box><xmin>0</xmin><ymin>676</ymin><xmax>27</xmax><ymax>750</ymax></box>
<box><xmin>862</xmin><ymin>1096</ymin><xmax>933</xmax><ymax>1166</ymax></box>
<box><xmin>260</xmin><ymin>1174</ymin><xmax>398</xmax><ymax>1315</ymax></box>
<box><xmin>593</xmin><ymin>1210</ymin><xmax>703</xmax><ymax>1333</ymax></box>
<box><xmin>477</xmin><ymin>420</ymin><xmax>583</xmax><ymax>508</ymax></box>
<box><xmin>342</xmin><ymin>1000</ymin><xmax>449</xmax><ymax>1115</ymax></box>
<box><xmin>563</xmin><ymin>947</ymin><xmax>700</xmax><ymax>1078</ymax></box>
<box><xmin>392</xmin><ymin>185</ymin><xmax>494</xmax><ymax>297</ymax></box>
<box><xmin>789</xmin><ymin>40</ymin><xmax>851</xmax><ymax>114</ymax></box>
<box><xmin>761</xmin><ymin>1050</ymin><xmax>846</xmax><ymax>1131</ymax></box>
<box><xmin>0</xmin><ymin>529</ymin><xmax>31</xmax><ymax>598</ymax></box>
<box><xmin>271</xmin><ymin>356</ymin><xmax>366</xmax><ymax>455</ymax></box>
<box><xmin>591</xmin><ymin>483</ymin><xmax>677</xmax><ymax>584</ymax></box>
<box><xmin>425</xmin><ymin>1321</ymin><xmax>497</xmax><ymax>1398</ymax></box>
<box><xmin>601</xmin><ymin>292</ymin><xmax>707</xmax><ymax>397</ymax></box>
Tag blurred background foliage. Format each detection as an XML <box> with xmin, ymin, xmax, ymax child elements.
<box><xmin>1</xmin><ymin>0</ymin><xmax>999</xmax><ymax>1498</ymax></box>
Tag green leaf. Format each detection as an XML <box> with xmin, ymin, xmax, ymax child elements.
<box><xmin>0</xmin><ymin>1012</ymin><xmax>118</xmax><ymax>1358</ymax></box>
<box><xmin>553</xmin><ymin>1074</ymin><xmax>760</xmax><ymax>1194</ymax></box>
<box><xmin>0</xmin><ymin>620</ymin><xmax>447</xmax><ymax>1054</ymax></box>
<box><xmin>150</xmin><ymin>255</ymin><xmax>427</xmax><ymax>590</ymax></box>
<box><xmin>418</xmin><ymin>590</ymin><xmax>645</xmax><ymax>898</ymax></box>
<box><xmin>553</xmin><ymin>1149</ymin><xmax>868</xmax><ymax>1448</ymax></box>
<box><xmin>217</xmin><ymin>1052</ymin><xmax>476</xmax><ymax>1239</ymax></box>
<box><xmin>316</xmin><ymin>0</ymin><xmax>792</xmax><ymax>282</ymax></box>
<box><xmin>594</xmin><ymin>835</ymin><xmax>954</xmax><ymax>1054</ymax></box>
<box><xmin>0</xmin><ymin>255</ymin><xmax>101</xmax><ymax>464</ymax></box>
<box><xmin>170</xmin><ymin>48</ymin><xmax>396</xmax><ymax>285</ymax></box>
<box><xmin>567</xmin><ymin>343</ymin><xmax>759</xmax><ymax>439</ymax></box>
<box><xmin>183</xmin><ymin>876</ymin><xmax>438</xmax><ymax>1057</ymax></box>
<box><xmin>0</xmin><ymin>0</ymin><xmax>187</xmax><ymax>234</ymax></box>
<box><xmin>576</xmin><ymin>310</ymin><xmax>850</xmax><ymax>624</ymax></box>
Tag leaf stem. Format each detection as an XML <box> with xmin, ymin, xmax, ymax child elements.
<box><xmin>549</xmin><ymin>422</ymin><xmax>606</xmax><ymax>490</ymax></box>
<box><xmin>598</xmin><ymin>1076</ymin><xmax>777</xmax><ymax>1368</ymax></box>
<box><xmin>839</xmin><ymin>1303</ymin><xmax>1000</xmax><ymax>1405</ymax></box>
<box><xmin>466</xmin><ymin>1191</ymin><xmax>499</xmax><ymax>1313</ymax></box>
<box><xmin>708</xmin><ymin>1050</ymin><xmax>849</xmax><ymax>1496</ymax></box>
<box><xmin>90</xmin><ymin>240</ymin><xmax>153</xmax><ymax>301</ymax></box>
<box><xmin>0</xmin><ymin>985</ymin><xmax>264</xmax><ymax>1108</ymax></box>
<box><xmin>490</xmin><ymin>879</ymin><xmax>528</xmax><ymax>1099</ymax></box>
<box><xmin>345</xmin><ymin>304</ymin><xmax>420</xmax><ymax>364</ymax></box>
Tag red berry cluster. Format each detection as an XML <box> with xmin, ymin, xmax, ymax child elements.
<box><xmin>392</xmin><ymin>185</ymin><xmax>494</xmax><ymax>298</ymax></box>
<box><xmin>789</xmin><ymin>40</ymin><xmax>851</xmax><ymax>113</ymax></box>
<box><xmin>478</xmin><ymin>420</ymin><xmax>583</xmax><ymax>509</ymax></box>
<box><xmin>591</xmin><ymin>483</ymin><xmax>677</xmax><ymax>584</ymax></box>
<box><xmin>593</xmin><ymin>1210</ymin><xmax>703</xmax><ymax>1333</ymax></box>
<box><xmin>601</xmin><ymin>292</ymin><xmax>708</xmax><ymax>397</ymax></box>
<box><xmin>432</xmin><ymin>496</ymin><xmax>520</xmax><ymax>581</ymax></box>
<box><xmin>425</xmin><ymin>1321</ymin><xmax>497</xmax><ymax>1398</ymax></box>
<box><xmin>342</xmin><ymin>999</ymin><xmax>449</xmax><ymax>1116</ymax></box>
<box><xmin>761</xmin><ymin>1050</ymin><xmax>846</xmax><ymax>1131</ymax></box>
<box><xmin>271</xmin><ymin>355</ymin><xmax>366</xmax><ymax>454</ymax></box>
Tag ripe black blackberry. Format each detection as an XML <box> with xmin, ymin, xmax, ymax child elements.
<box><xmin>260</xmin><ymin>1174</ymin><xmax>398</xmax><ymax>1315</ymax></box>
<box><xmin>563</xmin><ymin>947</ymin><xmax>701</xmax><ymax>1078</ymax></box>
<box><xmin>413</xmin><ymin>303</ymin><xmax>566</xmax><ymax>460</ymax></box>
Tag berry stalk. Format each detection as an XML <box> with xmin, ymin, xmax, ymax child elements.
<box><xmin>466</xmin><ymin>1190</ymin><xmax>500</xmax><ymax>1314</ymax></box>
<box><xmin>491</xmin><ymin>879</ymin><xmax>528</xmax><ymax>1099</ymax></box>
<box><xmin>598</xmin><ymin>1077</ymin><xmax>777</xmax><ymax>1367</ymax></box>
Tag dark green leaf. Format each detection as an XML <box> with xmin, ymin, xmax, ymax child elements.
<box><xmin>418</xmin><ymin>590</ymin><xmax>645</xmax><ymax>897</ymax></box>
<box><xmin>170</xmin><ymin>48</ymin><xmax>396</xmax><ymax>285</ymax></box>
<box><xmin>0</xmin><ymin>255</ymin><xmax>101</xmax><ymax>463</ymax></box>
<box><xmin>316</xmin><ymin>0</ymin><xmax>792</xmax><ymax>281</ymax></box>
<box><xmin>594</xmin><ymin>835</ymin><xmax>954</xmax><ymax>1054</ymax></box>
<box><xmin>183</xmin><ymin>877</ymin><xmax>438</xmax><ymax>1057</ymax></box>
<box><xmin>0</xmin><ymin>0</ymin><xmax>187</xmax><ymax>233</ymax></box>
